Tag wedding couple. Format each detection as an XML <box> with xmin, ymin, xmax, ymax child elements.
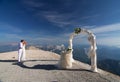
<box><xmin>18</xmin><ymin>40</ymin><xmax>27</xmax><ymax>62</ymax></box>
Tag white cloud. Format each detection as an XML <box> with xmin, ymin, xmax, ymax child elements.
<box><xmin>55</xmin><ymin>44</ymin><xmax>65</xmax><ymax>50</ymax></box>
<box><xmin>88</xmin><ymin>23</ymin><xmax>120</xmax><ymax>46</ymax></box>
<box><xmin>91</xmin><ymin>23</ymin><xmax>120</xmax><ymax>34</ymax></box>
<box><xmin>21</xmin><ymin>0</ymin><xmax>81</xmax><ymax>28</ymax></box>
<box><xmin>0</xmin><ymin>23</ymin><xmax>22</xmax><ymax>33</ymax></box>
<box><xmin>36</xmin><ymin>11</ymin><xmax>76</xmax><ymax>28</ymax></box>
<box><xmin>81</xmin><ymin>14</ymin><xmax>100</xmax><ymax>20</ymax></box>
<box><xmin>4</xmin><ymin>34</ymin><xmax>23</xmax><ymax>39</ymax></box>
<box><xmin>30</xmin><ymin>36</ymin><xmax>67</xmax><ymax>45</ymax></box>
<box><xmin>97</xmin><ymin>36</ymin><xmax>120</xmax><ymax>46</ymax></box>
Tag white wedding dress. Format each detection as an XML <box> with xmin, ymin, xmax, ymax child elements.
<box><xmin>22</xmin><ymin>44</ymin><xmax>26</xmax><ymax>61</ymax></box>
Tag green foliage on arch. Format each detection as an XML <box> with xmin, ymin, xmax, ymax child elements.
<box><xmin>74</xmin><ymin>28</ymin><xmax>81</xmax><ymax>34</ymax></box>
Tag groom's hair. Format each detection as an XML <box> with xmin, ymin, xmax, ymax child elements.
<box><xmin>21</xmin><ymin>40</ymin><xmax>24</xmax><ymax>42</ymax></box>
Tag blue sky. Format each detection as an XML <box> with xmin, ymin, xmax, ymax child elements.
<box><xmin>0</xmin><ymin>0</ymin><xmax>120</xmax><ymax>47</ymax></box>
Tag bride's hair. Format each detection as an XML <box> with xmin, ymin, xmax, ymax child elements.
<box><xmin>23</xmin><ymin>41</ymin><xmax>27</xmax><ymax>45</ymax></box>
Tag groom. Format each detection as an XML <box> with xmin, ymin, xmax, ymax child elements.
<box><xmin>18</xmin><ymin>40</ymin><xmax>26</xmax><ymax>62</ymax></box>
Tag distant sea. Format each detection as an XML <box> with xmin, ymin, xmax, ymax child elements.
<box><xmin>0</xmin><ymin>45</ymin><xmax>18</xmax><ymax>53</ymax></box>
<box><xmin>0</xmin><ymin>44</ymin><xmax>120</xmax><ymax>76</ymax></box>
<box><xmin>71</xmin><ymin>45</ymin><xmax>120</xmax><ymax>76</ymax></box>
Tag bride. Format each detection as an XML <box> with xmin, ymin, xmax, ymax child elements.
<box><xmin>22</xmin><ymin>40</ymin><xmax>27</xmax><ymax>61</ymax></box>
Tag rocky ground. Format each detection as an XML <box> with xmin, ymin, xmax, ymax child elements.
<box><xmin>0</xmin><ymin>49</ymin><xmax>120</xmax><ymax>82</ymax></box>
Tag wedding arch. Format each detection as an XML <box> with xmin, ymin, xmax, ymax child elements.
<box><xmin>58</xmin><ymin>28</ymin><xmax>98</xmax><ymax>72</ymax></box>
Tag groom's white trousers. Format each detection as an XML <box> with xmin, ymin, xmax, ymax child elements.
<box><xmin>18</xmin><ymin>49</ymin><xmax>23</xmax><ymax>62</ymax></box>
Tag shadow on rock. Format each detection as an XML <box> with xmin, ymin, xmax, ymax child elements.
<box><xmin>0</xmin><ymin>59</ymin><xmax>58</xmax><ymax>62</ymax></box>
<box><xmin>63</xmin><ymin>68</ymin><xmax>93</xmax><ymax>72</ymax></box>
<box><xmin>13</xmin><ymin>62</ymin><xmax>58</xmax><ymax>70</ymax></box>
<box><xmin>0</xmin><ymin>60</ymin><xmax>18</xmax><ymax>62</ymax></box>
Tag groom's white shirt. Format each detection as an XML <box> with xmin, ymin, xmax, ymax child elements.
<box><xmin>19</xmin><ymin>42</ymin><xmax>23</xmax><ymax>49</ymax></box>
